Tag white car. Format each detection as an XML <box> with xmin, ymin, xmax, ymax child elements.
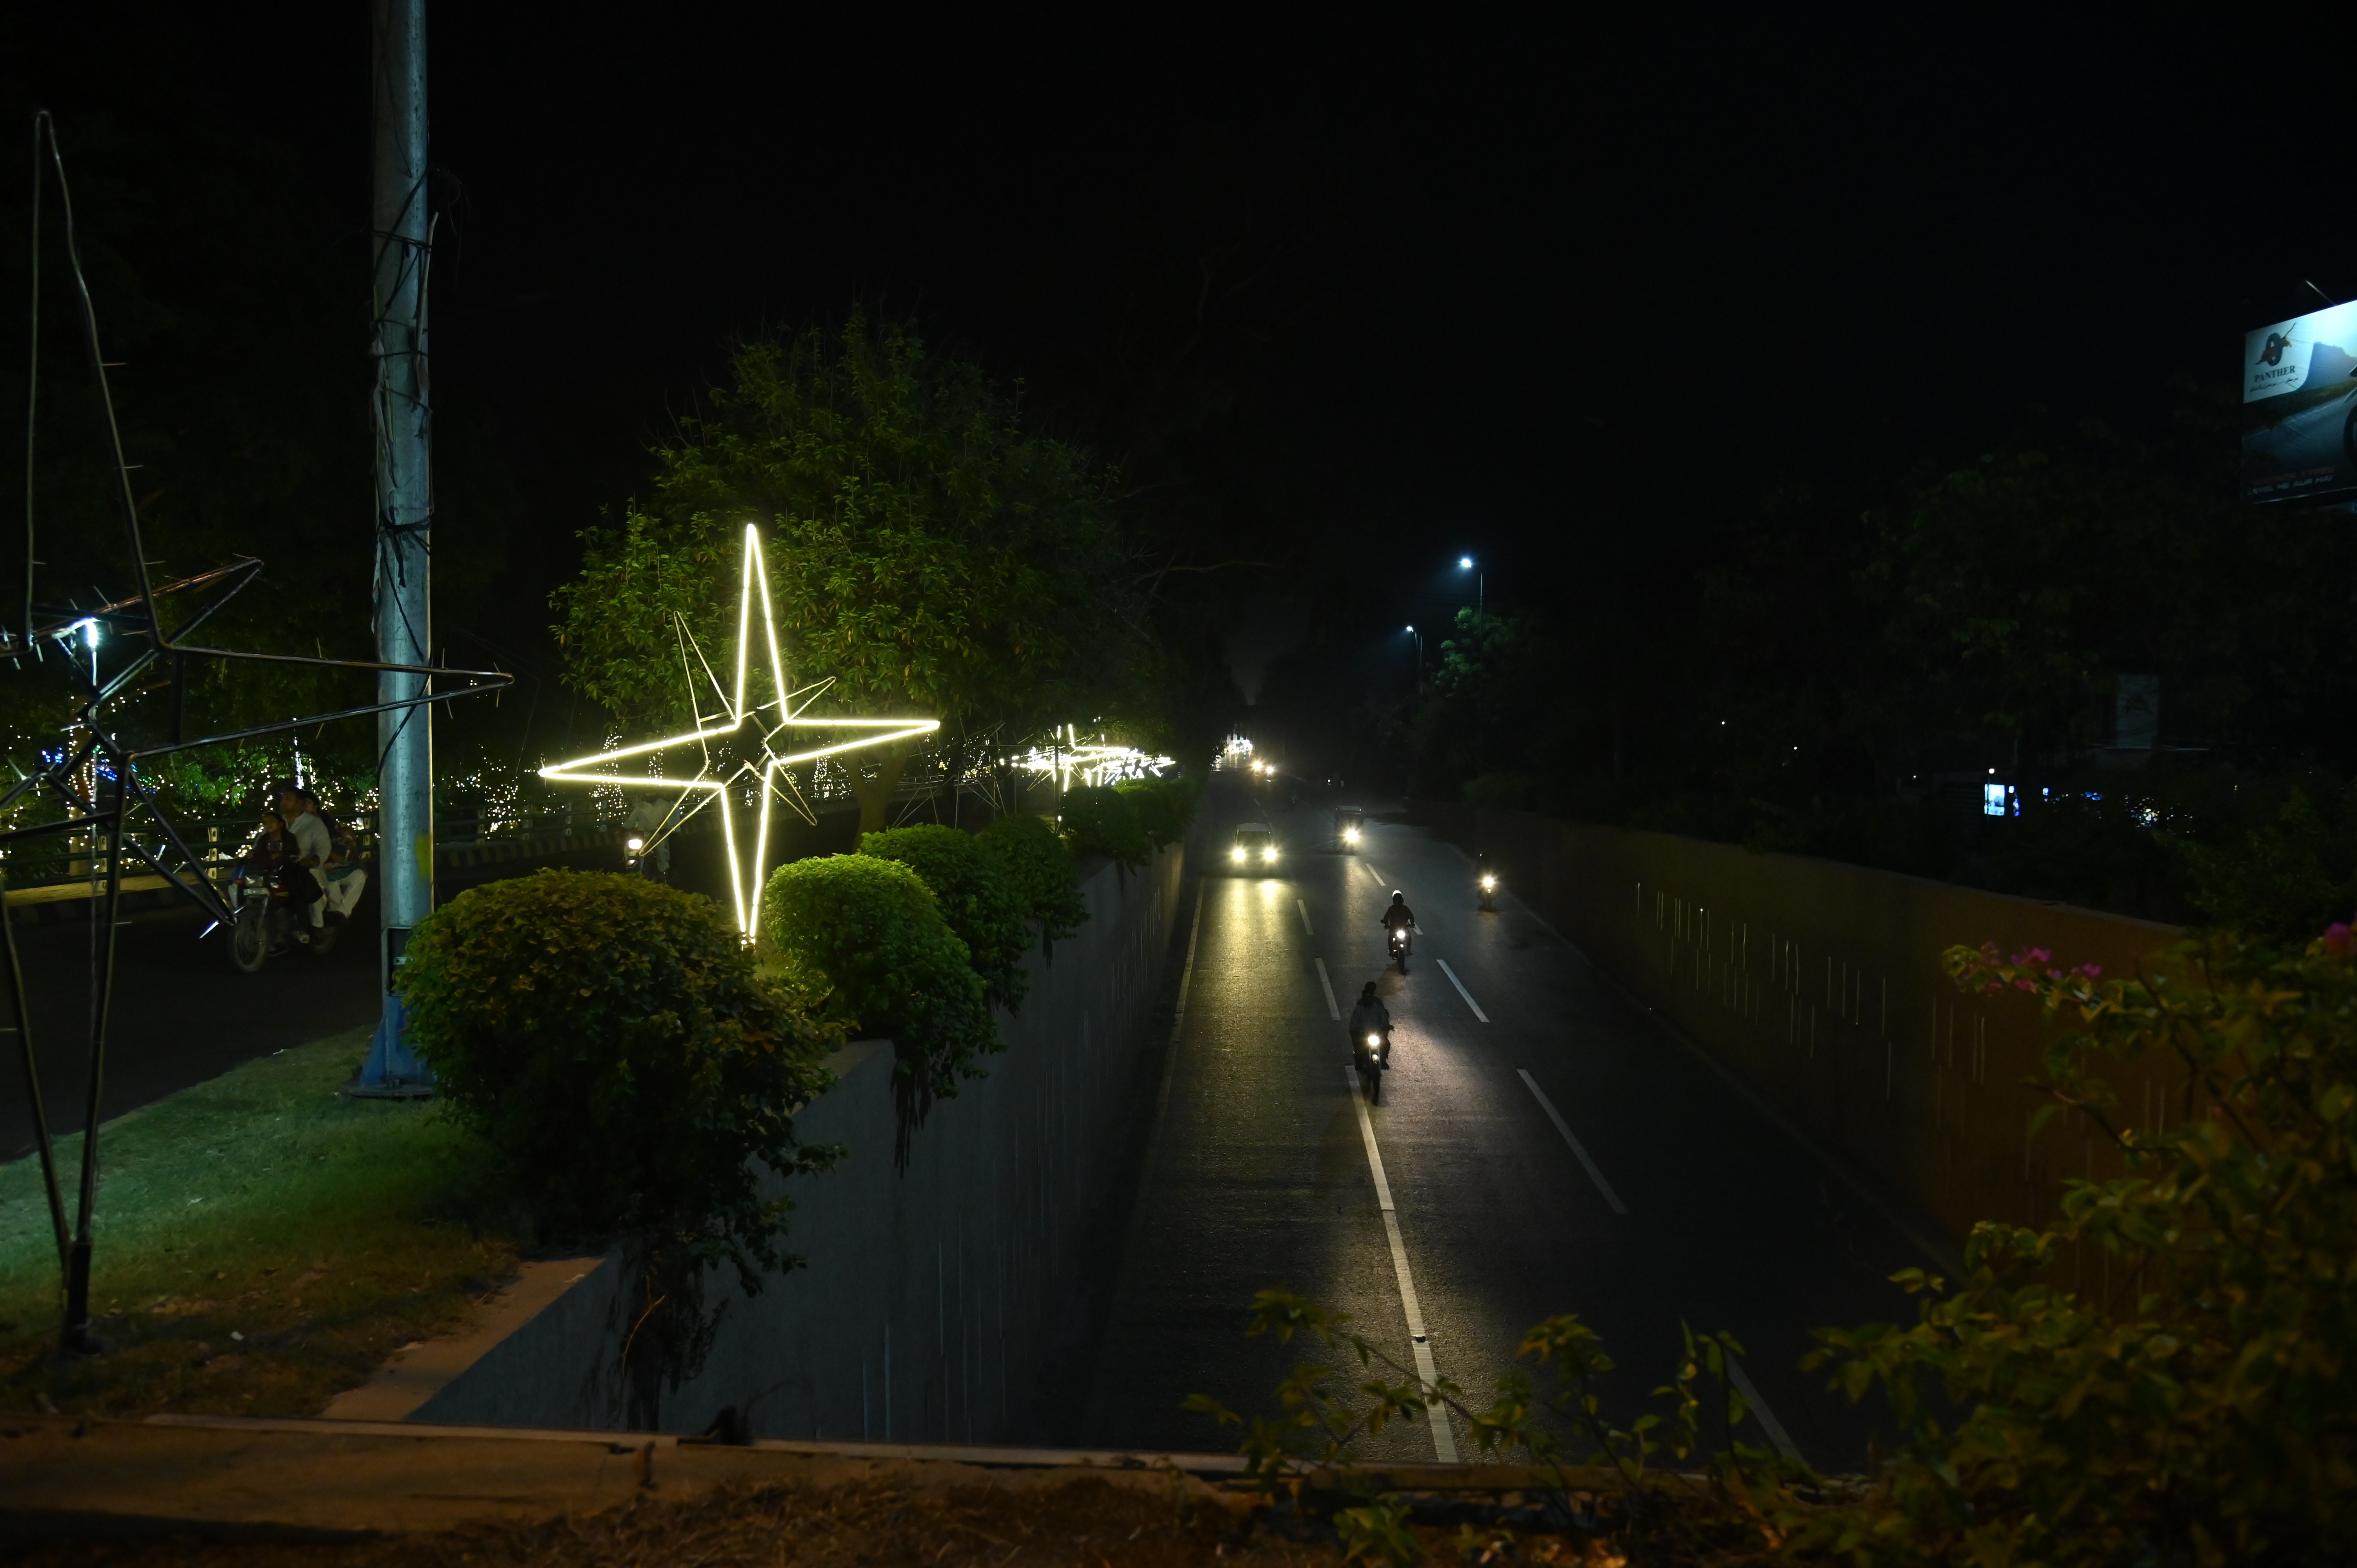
<box><xmin>1230</xmin><ymin>822</ymin><xmax>1279</xmax><ymax>871</ymax></box>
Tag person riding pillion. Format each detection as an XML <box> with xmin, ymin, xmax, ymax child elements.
<box><xmin>1348</xmin><ymin>980</ymin><xmax>1392</xmax><ymax>1070</ymax></box>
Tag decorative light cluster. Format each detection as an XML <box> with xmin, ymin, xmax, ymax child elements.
<box><xmin>1018</xmin><ymin>725</ymin><xmax>1173</xmax><ymax>791</ymax></box>
<box><xmin>540</xmin><ymin>524</ymin><xmax>939</xmax><ymax>938</ymax></box>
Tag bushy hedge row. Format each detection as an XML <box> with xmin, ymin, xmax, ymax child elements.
<box><xmin>979</xmin><ymin>811</ymin><xmax>1088</xmax><ymax>948</ymax></box>
<box><xmin>860</xmin><ymin>825</ymin><xmax>1032</xmax><ymax>1011</ymax></box>
<box><xmin>397</xmin><ymin>871</ymin><xmax>843</xmax><ymax>1290</ymax></box>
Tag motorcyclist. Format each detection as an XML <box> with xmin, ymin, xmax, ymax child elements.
<box><xmin>1380</xmin><ymin>890</ymin><xmax>1416</xmax><ymax>953</ymax></box>
<box><xmin>1347</xmin><ymin>980</ymin><xmax>1392</xmax><ymax>1070</ymax></box>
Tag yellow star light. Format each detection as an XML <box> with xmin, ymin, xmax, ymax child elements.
<box><xmin>540</xmin><ymin>523</ymin><xmax>939</xmax><ymax>939</ymax></box>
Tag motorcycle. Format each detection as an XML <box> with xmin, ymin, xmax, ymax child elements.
<box><xmin>1355</xmin><ymin>1028</ymin><xmax>1389</xmax><ymax>1104</ymax></box>
<box><xmin>1387</xmin><ymin>922</ymin><xmax>1412</xmax><ymax>973</ymax></box>
<box><xmin>227</xmin><ymin>865</ymin><xmax>300</xmax><ymax>973</ymax></box>
<box><xmin>1478</xmin><ymin>868</ymin><xmax>1500</xmax><ymax>913</ymax></box>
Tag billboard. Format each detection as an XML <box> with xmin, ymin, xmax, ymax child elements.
<box><xmin>2243</xmin><ymin>300</ymin><xmax>2357</xmax><ymax>504</ymax></box>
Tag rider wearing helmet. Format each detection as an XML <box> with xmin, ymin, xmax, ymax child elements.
<box><xmin>1348</xmin><ymin>979</ymin><xmax>1392</xmax><ymax>1070</ymax></box>
<box><xmin>1381</xmin><ymin>890</ymin><xmax>1416</xmax><ymax>935</ymax></box>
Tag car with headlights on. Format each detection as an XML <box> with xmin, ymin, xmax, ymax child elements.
<box><xmin>1230</xmin><ymin>822</ymin><xmax>1279</xmax><ymax>872</ymax></box>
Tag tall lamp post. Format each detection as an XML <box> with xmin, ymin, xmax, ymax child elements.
<box><xmin>1458</xmin><ymin>556</ymin><xmax>1483</xmax><ymax>618</ymax></box>
<box><xmin>1405</xmin><ymin>625</ymin><xmax>1423</xmax><ymax>685</ymax></box>
<box><xmin>355</xmin><ymin>0</ymin><xmax>436</xmax><ymax>1096</ymax></box>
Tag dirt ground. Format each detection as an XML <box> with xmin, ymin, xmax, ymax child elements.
<box><xmin>6</xmin><ymin>1472</ymin><xmax>1628</xmax><ymax>1567</ymax></box>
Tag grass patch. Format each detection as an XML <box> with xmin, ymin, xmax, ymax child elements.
<box><xmin>0</xmin><ymin>1026</ymin><xmax>516</xmax><ymax>1418</ymax></box>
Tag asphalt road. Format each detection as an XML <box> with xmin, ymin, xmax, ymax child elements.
<box><xmin>0</xmin><ymin>849</ymin><xmax>628</xmax><ymax>1164</ymax></box>
<box><xmin>1079</xmin><ymin>774</ymin><xmax>1931</xmax><ymax>1469</ymax></box>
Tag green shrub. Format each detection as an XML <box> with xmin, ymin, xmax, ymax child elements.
<box><xmin>395</xmin><ymin>871</ymin><xmax>843</xmax><ymax>1291</ymax></box>
<box><xmin>977</xmin><ymin>811</ymin><xmax>1088</xmax><ymax>948</ymax></box>
<box><xmin>1792</xmin><ymin>930</ymin><xmax>2357</xmax><ymax>1563</ymax></box>
<box><xmin>759</xmin><ymin>854</ymin><xmax>995</xmax><ymax>1098</ymax></box>
<box><xmin>1058</xmin><ymin>782</ymin><xmax>1150</xmax><ymax>869</ymax></box>
<box><xmin>1116</xmin><ymin>773</ymin><xmax>1198</xmax><ymax>850</ymax></box>
<box><xmin>860</xmin><ymin>825</ymin><xmax>1032</xmax><ymax>1013</ymax></box>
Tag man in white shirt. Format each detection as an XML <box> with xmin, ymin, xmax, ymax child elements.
<box><xmin>274</xmin><ymin>781</ymin><xmax>334</xmax><ymax>949</ymax></box>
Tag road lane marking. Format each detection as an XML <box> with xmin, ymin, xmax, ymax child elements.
<box><xmin>1436</xmin><ymin>959</ymin><xmax>1489</xmax><ymax>1022</ymax></box>
<box><xmin>1296</xmin><ymin>898</ymin><xmax>1315</xmax><ymax>936</ymax></box>
<box><xmin>1364</xmin><ymin>862</ymin><xmax>1388</xmax><ymax>886</ymax></box>
<box><xmin>1149</xmin><ymin>883</ymin><xmax>1207</xmax><ymax>1121</ymax></box>
<box><xmin>1314</xmin><ymin>957</ymin><xmax>1341</xmax><ymax>1020</ymax></box>
<box><xmin>1515</xmin><ymin>1068</ymin><xmax>1627</xmax><ymax>1215</ymax></box>
<box><xmin>1725</xmin><ymin>1356</ymin><xmax>1804</xmax><ymax>1465</ymax></box>
<box><xmin>1344</xmin><ymin>1066</ymin><xmax>1460</xmax><ymax>1462</ymax></box>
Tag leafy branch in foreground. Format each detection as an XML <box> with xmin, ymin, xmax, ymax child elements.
<box><xmin>1187</xmin><ymin>1288</ymin><xmax>1804</xmax><ymax>1563</ymax></box>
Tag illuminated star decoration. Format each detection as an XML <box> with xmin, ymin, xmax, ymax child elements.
<box><xmin>1018</xmin><ymin>725</ymin><xmax>1175</xmax><ymax>790</ymax></box>
<box><xmin>540</xmin><ymin>523</ymin><xmax>939</xmax><ymax>939</ymax></box>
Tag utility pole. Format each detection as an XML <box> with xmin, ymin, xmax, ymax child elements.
<box><xmin>355</xmin><ymin>0</ymin><xmax>435</xmax><ymax>1094</ymax></box>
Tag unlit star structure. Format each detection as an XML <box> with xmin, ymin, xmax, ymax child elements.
<box><xmin>539</xmin><ymin>524</ymin><xmax>938</xmax><ymax>940</ymax></box>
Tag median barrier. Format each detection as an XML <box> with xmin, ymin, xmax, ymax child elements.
<box><xmin>398</xmin><ymin>838</ymin><xmax>1189</xmax><ymax>1442</ymax></box>
<box><xmin>1413</xmin><ymin>803</ymin><xmax>2182</xmax><ymax>1258</ymax></box>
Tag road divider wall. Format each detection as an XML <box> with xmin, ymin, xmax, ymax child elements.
<box><xmin>1414</xmin><ymin>803</ymin><xmax>2181</xmax><ymax>1253</ymax></box>
<box><xmin>410</xmin><ymin>838</ymin><xmax>1188</xmax><ymax>1441</ymax></box>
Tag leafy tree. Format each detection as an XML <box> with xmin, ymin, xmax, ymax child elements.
<box><xmin>553</xmin><ymin>315</ymin><xmax>1150</xmax><ymax>832</ymax></box>
<box><xmin>860</xmin><ymin>825</ymin><xmax>1031</xmax><ymax>1012</ymax></box>
<box><xmin>1115</xmin><ymin>773</ymin><xmax>1198</xmax><ymax>850</ymax></box>
<box><xmin>1057</xmin><ymin>782</ymin><xmax>1150</xmax><ymax>870</ymax></box>
<box><xmin>395</xmin><ymin>871</ymin><xmax>843</xmax><ymax>1293</ymax></box>
<box><xmin>758</xmin><ymin>853</ymin><xmax>995</xmax><ymax>1100</ymax></box>
<box><xmin>977</xmin><ymin>811</ymin><xmax>1088</xmax><ymax>954</ymax></box>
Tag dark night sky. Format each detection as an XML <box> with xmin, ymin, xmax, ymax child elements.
<box><xmin>11</xmin><ymin>7</ymin><xmax>2356</xmax><ymax>712</ymax></box>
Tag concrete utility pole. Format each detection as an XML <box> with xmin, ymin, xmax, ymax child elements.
<box><xmin>356</xmin><ymin>0</ymin><xmax>435</xmax><ymax>1093</ymax></box>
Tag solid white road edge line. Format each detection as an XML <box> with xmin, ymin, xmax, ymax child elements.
<box><xmin>1296</xmin><ymin>897</ymin><xmax>1315</xmax><ymax>937</ymax></box>
<box><xmin>1436</xmin><ymin>959</ymin><xmax>1489</xmax><ymax>1023</ymax></box>
<box><xmin>1515</xmin><ymin>1068</ymin><xmax>1628</xmax><ymax>1215</ymax></box>
<box><xmin>1150</xmin><ymin>883</ymin><xmax>1207</xmax><ymax>1121</ymax></box>
<box><xmin>1344</xmin><ymin>1065</ymin><xmax>1461</xmax><ymax>1463</ymax></box>
<box><xmin>1724</xmin><ymin>1356</ymin><xmax>1804</xmax><ymax>1466</ymax></box>
<box><xmin>1314</xmin><ymin>957</ymin><xmax>1341</xmax><ymax>1020</ymax></box>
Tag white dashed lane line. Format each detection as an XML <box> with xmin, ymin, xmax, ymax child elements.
<box><xmin>1313</xmin><ymin>957</ymin><xmax>1341</xmax><ymax>1020</ymax></box>
<box><xmin>1296</xmin><ymin>898</ymin><xmax>1315</xmax><ymax>937</ymax></box>
<box><xmin>1436</xmin><ymin>958</ymin><xmax>1489</xmax><ymax>1023</ymax></box>
<box><xmin>1515</xmin><ymin>1068</ymin><xmax>1627</xmax><ymax>1215</ymax></box>
<box><xmin>1343</xmin><ymin>1066</ymin><xmax>1460</xmax><ymax>1462</ymax></box>
<box><xmin>1726</xmin><ymin>1356</ymin><xmax>1805</xmax><ymax>1466</ymax></box>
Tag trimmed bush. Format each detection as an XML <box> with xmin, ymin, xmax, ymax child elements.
<box><xmin>760</xmin><ymin>854</ymin><xmax>995</xmax><ymax>1098</ymax></box>
<box><xmin>1058</xmin><ymin>782</ymin><xmax>1150</xmax><ymax>870</ymax></box>
<box><xmin>978</xmin><ymin>811</ymin><xmax>1088</xmax><ymax>948</ymax></box>
<box><xmin>1116</xmin><ymin>773</ymin><xmax>1198</xmax><ymax>850</ymax></box>
<box><xmin>396</xmin><ymin>870</ymin><xmax>843</xmax><ymax>1291</ymax></box>
<box><xmin>860</xmin><ymin>825</ymin><xmax>1032</xmax><ymax>1013</ymax></box>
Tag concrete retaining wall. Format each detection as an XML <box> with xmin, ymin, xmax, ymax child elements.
<box><xmin>1416</xmin><ymin>804</ymin><xmax>2184</xmax><ymax>1252</ymax></box>
<box><xmin>412</xmin><ymin>841</ymin><xmax>1187</xmax><ymax>1441</ymax></box>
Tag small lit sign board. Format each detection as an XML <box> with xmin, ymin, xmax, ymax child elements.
<box><xmin>2243</xmin><ymin>301</ymin><xmax>2357</xmax><ymax>504</ymax></box>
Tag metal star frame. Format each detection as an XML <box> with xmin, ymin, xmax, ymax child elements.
<box><xmin>539</xmin><ymin>523</ymin><xmax>939</xmax><ymax>939</ymax></box>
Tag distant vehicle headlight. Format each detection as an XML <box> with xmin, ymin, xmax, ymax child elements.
<box><xmin>1481</xmin><ymin>875</ymin><xmax>1496</xmax><ymax>889</ymax></box>
<box><xmin>1263</xmin><ymin>847</ymin><xmax>1277</xmax><ymax>862</ymax></box>
<box><xmin>1231</xmin><ymin>846</ymin><xmax>1246</xmax><ymax>862</ymax></box>
<box><xmin>1343</xmin><ymin>827</ymin><xmax>1359</xmax><ymax>843</ymax></box>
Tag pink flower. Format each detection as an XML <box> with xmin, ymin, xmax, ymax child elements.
<box><xmin>2013</xmin><ymin>977</ymin><xmax>2037</xmax><ymax>992</ymax></box>
<box><xmin>2325</xmin><ymin>923</ymin><xmax>2353</xmax><ymax>958</ymax></box>
<box><xmin>2075</xmin><ymin>963</ymin><xmax>2103</xmax><ymax>980</ymax></box>
<box><xmin>2010</xmin><ymin>946</ymin><xmax>2052</xmax><ymax>967</ymax></box>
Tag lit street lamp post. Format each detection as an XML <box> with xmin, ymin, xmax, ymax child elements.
<box><xmin>1458</xmin><ymin>555</ymin><xmax>1483</xmax><ymax>618</ymax></box>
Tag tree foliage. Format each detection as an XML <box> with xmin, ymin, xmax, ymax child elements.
<box><xmin>859</xmin><ymin>825</ymin><xmax>1031</xmax><ymax>1013</ymax></box>
<box><xmin>552</xmin><ymin>315</ymin><xmax>1151</xmax><ymax>830</ymax></box>
<box><xmin>1057</xmin><ymin>782</ymin><xmax>1150</xmax><ymax>870</ymax></box>
<box><xmin>394</xmin><ymin>871</ymin><xmax>842</xmax><ymax>1293</ymax></box>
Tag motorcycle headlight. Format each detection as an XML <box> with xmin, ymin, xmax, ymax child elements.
<box><xmin>1366</xmin><ymin>1034</ymin><xmax>1381</xmax><ymax>1047</ymax></box>
<box><xmin>1481</xmin><ymin>875</ymin><xmax>1495</xmax><ymax>889</ymax></box>
<box><xmin>627</xmin><ymin>837</ymin><xmax>645</xmax><ymax>853</ymax></box>
<box><xmin>1231</xmin><ymin>847</ymin><xmax>1246</xmax><ymax>862</ymax></box>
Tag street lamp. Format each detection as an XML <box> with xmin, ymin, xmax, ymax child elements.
<box><xmin>1405</xmin><ymin>625</ymin><xmax>1423</xmax><ymax>682</ymax></box>
<box><xmin>1457</xmin><ymin>556</ymin><xmax>1483</xmax><ymax>618</ymax></box>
